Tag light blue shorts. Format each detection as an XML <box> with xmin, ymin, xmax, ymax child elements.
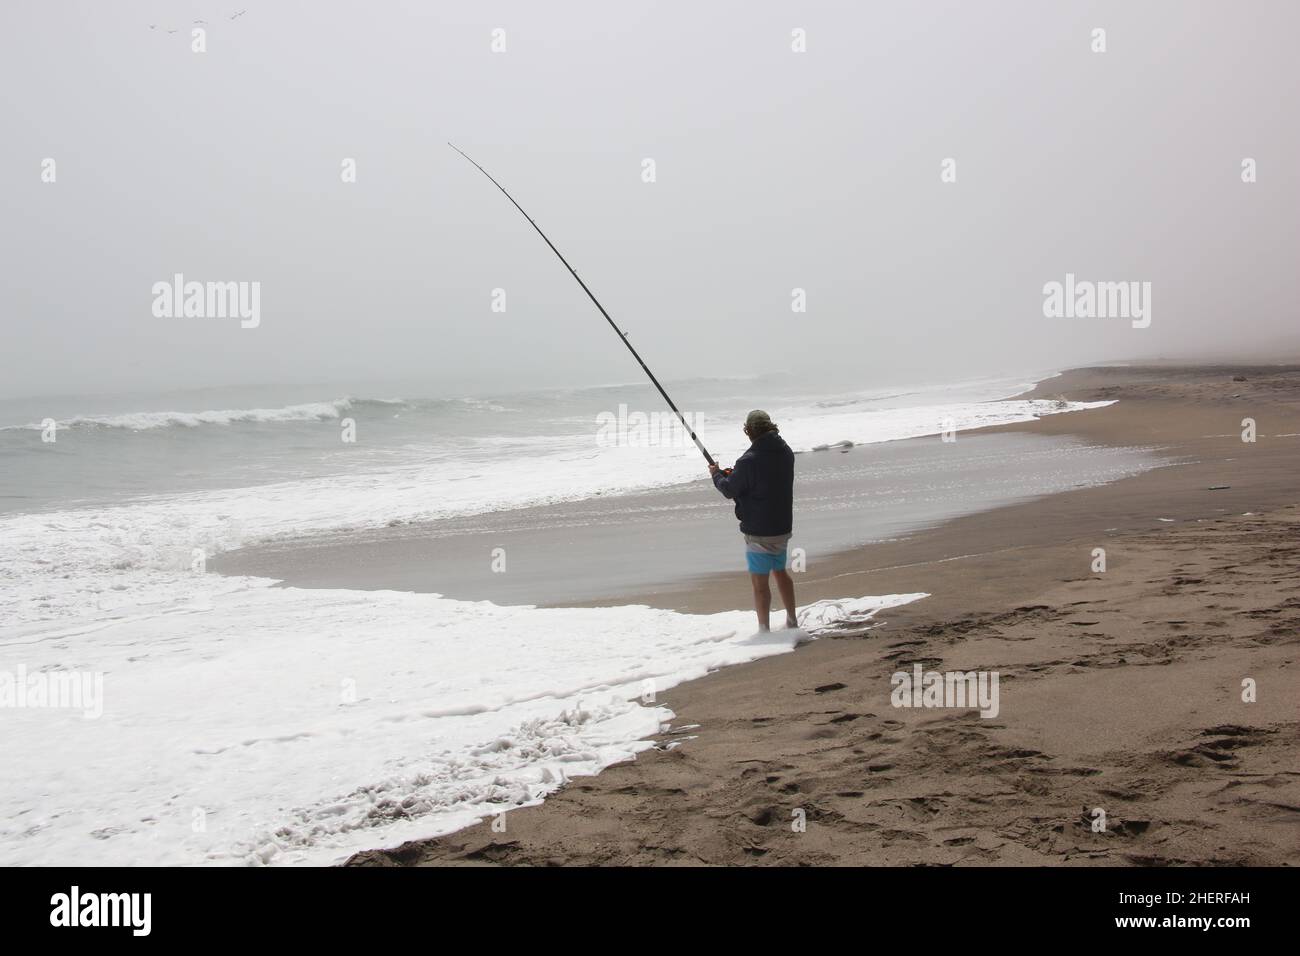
<box><xmin>744</xmin><ymin>533</ymin><xmax>791</xmax><ymax>574</ymax></box>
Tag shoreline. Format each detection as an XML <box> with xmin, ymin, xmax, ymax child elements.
<box><xmin>212</xmin><ymin>376</ymin><xmax>1148</xmax><ymax>608</ymax></box>
<box><xmin>610</xmin><ymin>366</ymin><xmax>1299</xmax><ymax>616</ymax></box>
<box><xmin>346</xmin><ymin>364</ymin><xmax>1300</xmax><ymax>866</ymax></box>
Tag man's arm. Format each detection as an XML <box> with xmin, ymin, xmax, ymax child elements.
<box><xmin>709</xmin><ymin>457</ymin><xmax>752</xmax><ymax>499</ymax></box>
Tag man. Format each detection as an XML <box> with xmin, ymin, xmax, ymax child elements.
<box><xmin>708</xmin><ymin>409</ymin><xmax>797</xmax><ymax>633</ymax></box>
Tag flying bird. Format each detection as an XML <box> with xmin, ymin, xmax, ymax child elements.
<box><xmin>230</xmin><ymin>9</ymin><xmax>246</xmax><ymax>19</ymax></box>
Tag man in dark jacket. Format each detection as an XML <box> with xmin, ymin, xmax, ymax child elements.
<box><xmin>708</xmin><ymin>409</ymin><xmax>797</xmax><ymax>633</ymax></box>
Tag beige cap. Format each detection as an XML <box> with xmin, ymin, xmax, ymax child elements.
<box><xmin>745</xmin><ymin>409</ymin><xmax>776</xmax><ymax>431</ymax></box>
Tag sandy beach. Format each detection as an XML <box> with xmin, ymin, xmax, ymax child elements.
<box><xmin>341</xmin><ymin>364</ymin><xmax>1300</xmax><ymax>866</ymax></box>
<box><xmin>10</xmin><ymin>3</ymin><xmax>1300</xmax><ymax>936</ymax></box>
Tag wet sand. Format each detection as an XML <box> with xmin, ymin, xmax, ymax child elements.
<box><xmin>214</xmin><ymin>431</ymin><xmax>1159</xmax><ymax>605</ymax></box>
<box><xmin>344</xmin><ymin>365</ymin><xmax>1300</xmax><ymax>866</ymax></box>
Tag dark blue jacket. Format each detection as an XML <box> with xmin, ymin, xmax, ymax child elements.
<box><xmin>712</xmin><ymin>431</ymin><xmax>794</xmax><ymax>536</ymax></box>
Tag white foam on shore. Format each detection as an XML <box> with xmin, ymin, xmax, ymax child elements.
<box><xmin>0</xmin><ymin>586</ymin><xmax>923</xmax><ymax>866</ymax></box>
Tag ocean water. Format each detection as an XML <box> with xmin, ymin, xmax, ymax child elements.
<box><xmin>1</xmin><ymin>373</ymin><xmax>1065</xmax><ymax>517</ymax></box>
<box><xmin>0</xmin><ymin>371</ymin><xmax>1119</xmax><ymax>865</ymax></box>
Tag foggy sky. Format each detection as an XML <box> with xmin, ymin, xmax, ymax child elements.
<box><xmin>2</xmin><ymin>0</ymin><xmax>1297</xmax><ymax>401</ymax></box>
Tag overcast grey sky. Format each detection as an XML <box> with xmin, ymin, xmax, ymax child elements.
<box><xmin>2</xmin><ymin>0</ymin><xmax>1297</xmax><ymax>400</ymax></box>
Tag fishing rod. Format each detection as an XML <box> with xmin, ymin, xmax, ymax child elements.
<box><xmin>449</xmin><ymin>143</ymin><xmax>721</xmax><ymax>469</ymax></box>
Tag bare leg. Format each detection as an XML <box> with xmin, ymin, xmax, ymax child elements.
<box><xmin>773</xmin><ymin>569</ymin><xmax>798</xmax><ymax>628</ymax></box>
<box><xmin>750</xmin><ymin>572</ymin><xmax>772</xmax><ymax>632</ymax></box>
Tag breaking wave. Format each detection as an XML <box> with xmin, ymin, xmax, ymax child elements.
<box><xmin>0</xmin><ymin>396</ymin><xmax>518</xmax><ymax>431</ymax></box>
